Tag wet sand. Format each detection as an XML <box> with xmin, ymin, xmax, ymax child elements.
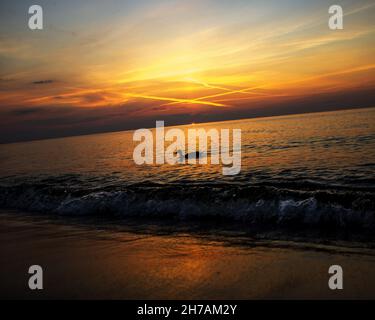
<box><xmin>1</xmin><ymin>212</ymin><xmax>375</xmax><ymax>299</ymax></box>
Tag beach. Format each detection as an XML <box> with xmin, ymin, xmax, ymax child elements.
<box><xmin>2</xmin><ymin>211</ymin><xmax>375</xmax><ymax>300</ymax></box>
<box><xmin>1</xmin><ymin>108</ymin><xmax>374</xmax><ymax>299</ymax></box>
<box><xmin>1</xmin><ymin>0</ymin><xmax>375</xmax><ymax>305</ymax></box>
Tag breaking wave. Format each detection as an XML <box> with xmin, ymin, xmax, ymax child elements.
<box><xmin>1</xmin><ymin>175</ymin><xmax>374</xmax><ymax>230</ymax></box>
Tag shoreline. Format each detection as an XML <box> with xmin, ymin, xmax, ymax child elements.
<box><xmin>1</xmin><ymin>212</ymin><xmax>375</xmax><ymax>299</ymax></box>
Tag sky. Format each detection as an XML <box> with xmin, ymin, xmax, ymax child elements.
<box><xmin>0</xmin><ymin>0</ymin><xmax>374</xmax><ymax>143</ymax></box>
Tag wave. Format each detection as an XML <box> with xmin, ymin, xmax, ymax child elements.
<box><xmin>1</xmin><ymin>178</ymin><xmax>374</xmax><ymax>230</ymax></box>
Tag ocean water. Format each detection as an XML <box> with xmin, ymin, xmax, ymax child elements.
<box><xmin>1</xmin><ymin>107</ymin><xmax>374</xmax><ymax>232</ymax></box>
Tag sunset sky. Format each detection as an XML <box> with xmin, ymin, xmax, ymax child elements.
<box><xmin>0</xmin><ymin>0</ymin><xmax>375</xmax><ymax>142</ymax></box>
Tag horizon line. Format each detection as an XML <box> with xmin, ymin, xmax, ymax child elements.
<box><xmin>1</xmin><ymin>105</ymin><xmax>374</xmax><ymax>146</ymax></box>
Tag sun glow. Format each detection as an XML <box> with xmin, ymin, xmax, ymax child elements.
<box><xmin>1</xmin><ymin>0</ymin><xmax>375</xmax><ymax>128</ymax></box>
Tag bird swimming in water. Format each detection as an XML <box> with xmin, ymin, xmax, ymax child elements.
<box><xmin>175</xmin><ymin>150</ymin><xmax>203</xmax><ymax>160</ymax></box>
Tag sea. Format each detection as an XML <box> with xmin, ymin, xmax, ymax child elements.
<box><xmin>1</xmin><ymin>107</ymin><xmax>374</xmax><ymax>240</ymax></box>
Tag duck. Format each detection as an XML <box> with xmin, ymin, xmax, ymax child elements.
<box><xmin>175</xmin><ymin>150</ymin><xmax>204</xmax><ymax>160</ymax></box>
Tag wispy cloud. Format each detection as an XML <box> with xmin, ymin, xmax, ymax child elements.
<box><xmin>32</xmin><ymin>80</ymin><xmax>55</xmax><ymax>85</ymax></box>
<box><xmin>1</xmin><ymin>0</ymin><xmax>375</xmax><ymax>137</ymax></box>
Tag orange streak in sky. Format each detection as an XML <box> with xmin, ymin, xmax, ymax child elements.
<box><xmin>125</xmin><ymin>93</ymin><xmax>226</xmax><ymax>107</ymax></box>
